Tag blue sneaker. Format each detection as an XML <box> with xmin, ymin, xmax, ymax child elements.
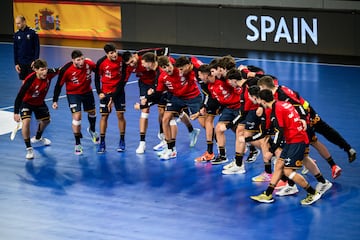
<box><xmin>117</xmin><ymin>139</ymin><xmax>125</xmax><ymax>152</ymax></box>
<box><xmin>97</xmin><ymin>141</ymin><xmax>106</xmax><ymax>153</ymax></box>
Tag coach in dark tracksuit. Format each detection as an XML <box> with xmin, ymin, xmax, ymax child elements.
<box><xmin>13</xmin><ymin>16</ymin><xmax>40</xmax><ymax>81</ymax></box>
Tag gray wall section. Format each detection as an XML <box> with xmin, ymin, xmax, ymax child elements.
<box><xmin>2</xmin><ymin>0</ymin><xmax>360</xmax><ymax>56</ymax></box>
<box><xmin>122</xmin><ymin>3</ymin><xmax>360</xmax><ymax>56</ymax></box>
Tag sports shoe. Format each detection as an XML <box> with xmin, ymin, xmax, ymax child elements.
<box><xmin>26</xmin><ymin>147</ymin><xmax>34</xmax><ymax>160</ymax></box>
<box><xmin>275</xmin><ymin>180</ymin><xmax>287</xmax><ymax>190</ymax></box>
<box><xmin>252</xmin><ymin>172</ymin><xmax>272</xmax><ymax>182</ymax></box>
<box><xmin>153</xmin><ymin>140</ymin><xmax>167</xmax><ymax>151</ymax></box>
<box><xmin>74</xmin><ymin>144</ymin><xmax>83</xmax><ymax>155</ymax></box>
<box><xmin>97</xmin><ymin>141</ymin><xmax>106</xmax><ymax>153</ymax></box>
<box><xmin>211</xmin><ymin>155</ymin><xmax>228</xmax><ymax>165</ymax></box>
<box><xmin>275</xmin><ymin>183</ymin><xmax>299</xmax><ymax>196</ymax></box>
<box><xmin>348</xmin><ymin>148</ymin><xmax>356</xmax><ymax>163</ymax></box>
<box><xmin>159</xmin><ymin>148</ymin><xmax>177</xmax><ymax>160</ymax></box>
<box><xmin>222</xmin><ymin>162</ymin><xmax>245</xmax><ymax>174</ymax></box>
<box><xmin>246</xmin><ymin>149</ymin><xmax>260</xmax><ymax>163</ymax></box>
<box><xmin>223</xmin><ymin>160</ymin><xmax>235</xmax><ymax>170</ymax></box>
<box><xmin>315</xmin><ymin>180</ymin><xmax>333</xmax><ymax>196</ymax></box>
<box><xmin>331</xmin><ymin>165</ymin><xmax>342</xmax><ymax>179</ymax></box>
<box><xmin>30</xmin><ymin>136</ymin><xmax>51</xmax><ymax>146</ymax></box>
<box><xmin>117</xmin><ymin>139</ymin><xmax>126</xmax><ymax>152</ymax></box>
<box><xmin>136</xmin><ymin>141</ymin><xmax>146</xmax><ymax>154</ymax></box>
<box><xmin>189</xmin><ymin>128</ymin><xmax>200</xmax><ymax>147</ymax></box>
<box><xmin>194</xmin><ymin>151</ymin><xmax>215</xmax><ymax>162</ymax></box>
<box><xmin>300</xmin><ymin>191</ymin><xmax>321</xmax><ymax>205</ymax></box>
<box><xmin>250</xmin><ymin>191</ymin><xmax>274</xmax><ymax>203</ymax></box>
<box><xmin>87</xmin><ymin>127</ymin><xmax>99</xmax><ymax>144</ymax></box>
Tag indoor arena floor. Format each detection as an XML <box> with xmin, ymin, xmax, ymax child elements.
<box><xmin>0</xmin><ymin>42</ymin><xmax>359</xmax><ymax>240</ymax></box>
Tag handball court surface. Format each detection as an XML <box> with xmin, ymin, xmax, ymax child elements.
<box><xmin>0</xmin><ymin>41</ymin><xmax>359</xmax><ymax>240</ymax></box>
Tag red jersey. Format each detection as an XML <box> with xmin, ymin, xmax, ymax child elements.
<box><xmin>242</xmin><ymin>86</ymin><xmax>259</xmax><ymax>111</ymax></box>
<box><xmin>270</xmin><ymin>101</ymin><xmax>309</xmax><ymax>144</ymax></box>
<box><xmin>156</xmin><ymin>67</ymin><xmax>200</xmax><ymax>100</ymax></box>
<box><xmin>53</xmin><ymin>59</ymin><xmax>96</xmax><ymax>102</ymax></box>
<box><xmin>95</xmin><ymin>54</ymin><xmax>131</xmax><ymax>94</ymax></box>
<box><xmin>14</xmin><ymin>69</ymin><xmax>59</xmax><ymax>113</ymax></box>
<box><xmin>134</xmin><ymin>55</ymin><xmax>157</xmax><ymax>86</ymax></box>
<box><xmin>208</xmin><ymin>79</ymin><xmax>241</xmax><ymax>109</ymax></box>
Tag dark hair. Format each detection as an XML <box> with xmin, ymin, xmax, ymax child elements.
<box><xmin>174</xmin><ymin>56</ymin><xmax>191</xmax><ymax>68</ymax></box>
<box><xmin>33</xmin><ymin>59</ymin><xmax>47</xmax><ymax>69</ymax></box>
<box><xmin>248</xmin><ymin>85</ymin><xmax>260</xmax><ymax>97</ymax></box>
<box><xmin>198</xmin><ymin>64</ymin><xmax>210</xmax><ymax>74</ymax></box>
<box><xmin>142</xmin><ymin>52</ymin><xmax>157</xmax><ymax>63</ymax></box>
<box><xmin>122</xmin><ymin>51</ymin><xmax>132</xmax><ymax>63</ymax></box>
<box><xmin>71</xmin><ymin>50</ymin><xmax>83</xmax><ymax>59</ymax></box>
<box><xmin>219</xmin><ymin>55</ymin><xmax>236</xmax><ymax>70</ymax></box>
<box><xmin>209</xmin><ymin>58</ymin><xmax>220</xmax><ymax>70</ymax></box>
<box><xmin>258</xmin><ymin>89</ymin><xmax>274</xmax><ymax>102</ymax></box>
<box><xmin>226</xmin><ymin>68</ymin><xmax>242</xmax><ymax>80</ymax></box>
<box><xmin>157</xmin><ymin>56</ymin><xmax>170</xmax><ymax>67</ymax></box>
<box><xmin>257</xmin><ymin>76</ymin><xmax>275</xmax><ymax>89</ymax></box>
<box><xmin>104</xmin><ymin>43</ymin><xmax>116</xmax><ymax>53</ymax></box>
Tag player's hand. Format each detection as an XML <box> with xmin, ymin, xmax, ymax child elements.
<box><xmin>99</xmin><ymin>93</ymin><xmax>105</xmax><ymax>100</ymax></box>
<box><xmin>238</xmin><ymin>136</ymin><xmax>245</xmax><ymax>143</ymax></box>
<box><xmin>14</xmin><ymin>114</ymin><xmax>21</xmax><ymax>122</ymax></box>
<box><xmin>140</xmin><ymin>98</ymin><xmax>147</xmax><ymax>106</ymax></box>
<box><xmin>147</xmin><ymin>88</ymin><xmax>154</xmax><ymax>95</ymax></box>
<box><xmin>134</xmin><ymin>102</ymin><xmax>140</xmax><ymax>110</ymax></box>
<box><xmin>190</xmin><ymin>112</ymin><xmax>200</xmax><ymax>120</ymax></box>
<box><xmin>52</xmin><ymin>102</ymin><xmax>58</xmax><ymax>110</ymax></box>
<box><xmin>300</xmin><ymin>119</ymin><xmax>307</xmax><ymax>131</ymax></box>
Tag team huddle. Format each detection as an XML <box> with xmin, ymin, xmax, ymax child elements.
<box><xmin>13</xmin><ymin>43</ymin><xmax>357</xmax><ymax>205</ymax></box>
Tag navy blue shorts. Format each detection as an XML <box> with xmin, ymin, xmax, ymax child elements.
<box><xmin>100</xmin><ymin>93</ymin><xmax>126</xmax><ymax>114</ymax></box>
<box><xmin>67</xmin><ymin>91</ymin><xmax>96</xmax><ymax>113</ymax></box>
<box><xmin>20</xmin><ymin>102</ymin><xmax>50</xmax><ymax>121</ymax></box>
<box><xmin>204</xmin><ymin>96</ymin><xmax>221</xmax><ymax>115</ymax></box>
<box><xmin>219</xmin><ymin>107</ymin><xmax>241</xmax><ymax>122</ymax></box>
<box><xmin>165</xmin><ymin>94</ymin><xmax>202</xmax><ymax>115</ymax></box>
<box><xmin>279</xmin><ymin>142</ymin><xmax>308</xmax><ymax>169</ymax></box>
<box><xmin>242</xmin><ymin>110</ymin><xmax>261</xmax><ymax>131</ymax></box>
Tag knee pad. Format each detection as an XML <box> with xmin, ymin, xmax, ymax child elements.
<box><xmin>72</xmin><ymin>119</ymin><xmax>81</xmax><ymax>126</ymax></box>
<box><xmin>141</xmin><ymin>112</ymin><xmax>149</xmax><ymax>119</ymax></box>
<box><xmin>170</xmin><ymin>119</ymin><xmax>177</xmax><ymax>126</ymax></box>
<box><xmin>288</xmin><ymin>171</ymin><xmax>296</xmax><ymax>180</ymax></box>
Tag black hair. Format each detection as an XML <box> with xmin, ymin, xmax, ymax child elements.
<box><xmin>226</xmin><ymin>68</ymin><xmax>242</xmax><ymax>80</ymax></box>
<box><xmin>122</xmin><ymin>51</ymin><xmax>132</xmax><ymax>63</ymax></box>
<box><xmin>208</xmin><ymin>58</ymin><xmax>220</xmax><ymax>70</ymax></box>
<box><xmin>248</xmin><ymin>85</ymin><xmax>260</xmax><ymax>97</ymax></box>
<box><xmin>258</xmin><ymin>89</ymin><xmax>274</xmax><ymax>102</ymax></box>
<box><xmin>104</xmin><ymin>43</ymin><xmax>116</xmax><ymax>53</ymax></box>
<box><xmin>71</xmin><ymin>50</ymin><xmax>83</xmax><ymax>59</ymax></box>
<box><xmin>174</xmin><ymin>56</ymin><xmax>191</xmax><ymax>68</ymax></box>
<box><xmin>198</xmin><ymin>64</ymin><xmax>210</xmax><ymax>74</ymax></box>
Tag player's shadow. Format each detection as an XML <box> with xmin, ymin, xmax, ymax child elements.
<box><xmin>18</xmin><ymin>148</ymin><xmax>76</xmax><ymax>195</ymax></box>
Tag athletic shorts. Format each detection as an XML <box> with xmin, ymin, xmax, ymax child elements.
<box><xmin>100</xmin><ymin>93</ymin><xmax>126</xmax><ymax>114</ymax></box>
<box><xmin>165</xmin><ymin>94</ymin><xmax>202</xmax><ymax>115</ymax></box>
<box><xmin>20</xmin><ymin>102</ymin><xmax>50</xmax><ymax>120</ymax></box>
<box><xmin>67</xmin><ymin>91</ymin><xmax>96</xmax><ymax>113</ymax></box>
<box><xmin>219</xmin><ymin>107</ymin><xmax>241</xmax><ymax>122</ymax></box>
<box><xmin>279</xmin><ymin>142</ymin><xmax>308</xmax><ymax>169</ymax></box>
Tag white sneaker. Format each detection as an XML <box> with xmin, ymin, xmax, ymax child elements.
<box><xmin>275</xmin><ymin>183</ymin><xmax>299</xmax><ymax>196</ymax></box>
<box><xmin>316</xmin><ymin>180</ymin><xmax>333</xmax><ymax>196</ymax></box>
<box><xmin>31</xmin><ymin>136</ymin><xmax>51</xmax><ymax>146</ymax></box>
<box><xmin>223</xmin><ymin>160</ymin><xmax>236</xmax><ymax>170</ymax></box>
<box><xmin>153</xmin><ymin>140</ymin><xmax>167</xmax><ymax>151</ymax></box>
<box><xmin>189</xmin><ymin>128</ymin><xmax>200</xmax><ymax>147</ymax></box>
<box><xmin>74</xmin><ymin>144</ymin><xmax>83</xmax><ymax>155</ymax></box>
<box><xmin>26</xmin><ymin>147</ymin><xmax>34</xmax><ymax>159</ymax></box>
<box><xmin>222</xmin><ymin>162</ymin><xmax>245</xmax><ymax>175</ymax></box>
<box><xmin>159</xmin><ymin>148</ymin><xmax>177</xmax><ymax>160</ymax></box>
<box><xmin>136</xmin><ymin>141</ymin><xmax>146</xmax><ymax>154</ymax></box>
